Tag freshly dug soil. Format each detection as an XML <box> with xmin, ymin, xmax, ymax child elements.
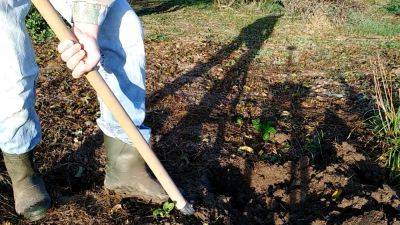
<box><xmin>1</xmin><ymin>35</ymin><xmax>400</xmax><ymax>225</ymax></box>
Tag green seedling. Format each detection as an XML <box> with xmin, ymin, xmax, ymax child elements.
<box><xmin>149</xmin><ymin>33</ymin><xmax>169</xmax><ymax>42</ymax></box>
<box><xmin>252</xmin><ymin>119</ymin><xmax>277</xmax><ymax>141</ymax></box>
<box><xmin>152</xmin><ymin>201</ymin><xmax>175</xmax><ymax>218</ymax></box>
<box><xmin>236</xmin><ymin>116</ymin><xmax>244</xmax><ymax>126</ymax></box>
<box><xmin>304</xmin><ymin>131</ymin><xmax>324</xmax><ymax>161</ymax></box>
<box><xmin>74</xmin><ymin>166</ymin><xmax>84</xmax><ymax>178</ymax></box>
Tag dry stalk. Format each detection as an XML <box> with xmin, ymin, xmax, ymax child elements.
<box><xmin>372</xmin><ymin>55</ymin><xmax>400</xmax><ymax>136</ymax></box>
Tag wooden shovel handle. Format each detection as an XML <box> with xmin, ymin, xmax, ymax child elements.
<box><xmin>31</xmin><ymin>0</ymin><xmax>193</xmax><ymax>213</ymax></box>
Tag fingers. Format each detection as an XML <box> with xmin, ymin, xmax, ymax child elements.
<box><xmin>57</xmin><ymin>40</ymin><xmax>87</xmax><ymax>78</ymax></box>
<box><xmin>57</xmin><ymin>37</ymin><xmax>101</xmax><ymax>79</ymax></box>
<box><xmin>60</xmin><ymin>43</ymin><xmax>82</xmax><ymax>63</ymax></box>
<box><xmin>57</xmin><ymin>40</ymin><xmax>74</xmax><ymax>53</ymax></box>
<box><xmin>72</xmin><ymin>61</ymin><xmax>87</xmax><ymax>79</ymax></box>
<box><xmin>72</xmin><ymin>56</ymin><xmax>100</xmax><ymax>78</ymax></box>
<box><xmin>66</xmin><ymin>50</ymin><xmax>86</xmax><ymax>71</ymax></box>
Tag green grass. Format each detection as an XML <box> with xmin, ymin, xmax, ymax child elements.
<box><xmin>385</xmin><ymin>0</ymin><xmax>400</xmax><ymax>15</ymax></box>
<box><xmin>348</xmin><ymin>12</ymin><xmax>400</xmax><ymax>36</ymax></box>
<box><xmin>138</xmin><ymin>0</ymin><xmax>283</xmax><ymax>42</ymax></box>
<box><xmin>382</xmin><ymin>40</ymin><xmax>400</xmax><ymax>49</ymax></box>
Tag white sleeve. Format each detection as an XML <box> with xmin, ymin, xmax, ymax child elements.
<box><xmin>73</xmin><ymin>0</ymin><xmax>115</xmax><ymax>6</ymax></box>
<box><xmin>72</xmin><ymin>0</ymin><xmax>116</xmax><ymax>24</ymax></box>
<box><xmin>50</xmin><ymin>0</ymin><xmax>73</xmax><ymax>23</ymax></box>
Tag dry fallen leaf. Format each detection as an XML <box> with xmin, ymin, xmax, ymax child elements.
<box><xmin>332</xmin><ymin>189</ymin><xmax>342</xmax><ymax>201</ymax></box>
<box><xmin>238</xmin><ymin>146</ymin><xmax>254</xmax><ymax>153</ymax></box>
<box><xmin>110</xmin><ymin>204</ymin><xmax>122</xmax><ymax>213</ymax></box>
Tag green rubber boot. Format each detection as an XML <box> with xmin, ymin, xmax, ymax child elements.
<box><xmin>104</xmin><ymin>135</ymin><xmax>168</xmax><ymax>204</ymax></box>
<box><xmin>3</xmin><ymin>151</ymin><xmax>51</xmax><ymax>221</ymax></box>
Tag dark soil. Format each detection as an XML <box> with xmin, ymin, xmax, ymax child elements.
<box><xmin>1</xmin><ymin>16</ymin><xmax>400</xmax><ymax>225</ymax></box>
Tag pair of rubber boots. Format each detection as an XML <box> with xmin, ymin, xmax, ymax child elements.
<box><xmin>2</xmin><ymin>135</ymin><xmax>168</xmax><ymax>221</ymax></box>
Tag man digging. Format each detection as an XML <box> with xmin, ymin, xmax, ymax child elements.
<box><xmin>0</xmin><ymin>0</ymin><xmax>168</xmax><ymax>221</ymax></box>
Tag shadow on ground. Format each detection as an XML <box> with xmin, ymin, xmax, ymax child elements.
<box><xmin>133</xmin><ymin>0</ymin><xmax>212</xmax><ymax>16</ymax></box>
<box><xmin>148</xmin><ymin>15</ymin><xmax>280</xmax><ymax>224</ymax></box>
<box><xmin>1</xmin><ymin>6</ymin><xmax>398</xmax><ymax>225</ymax></box>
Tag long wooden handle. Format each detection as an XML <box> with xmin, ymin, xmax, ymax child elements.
<box><xmin>31</xmin><ymin>0</ymin><xmax>193</xmax><ymax>213</ymax></box>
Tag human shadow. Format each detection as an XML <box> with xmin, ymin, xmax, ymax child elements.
<box><xmin>149</xmin><ymin>15</ymin><xmax>279</xmax><ymax>105</ymax></box>
<box><xmin>262</xmin><ymin>72</ymin><xmax>393</xmax><ymax>224</ymax></box>
<box><xmin>148</xmin><ymin>15</ymin><xmax>279</xmax><ymax>224</ymax></box>
<box><xmin>45</xmin><ymin>131</ymin><xmax>104</xmax><ymax>196</ymax></box>
<box><xmin>133</xmin><ymin>0</ymin><xmax>212</xmax><ymax>16</ymax></box>
<box><xmin>264</xmin><ymin>81</ymin><xmax>313</xmax><ymax>224</ymax></box>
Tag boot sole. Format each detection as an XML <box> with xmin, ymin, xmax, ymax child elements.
<box><xmin>105</xmin><ymin>185</ymin><xmax>168</xmax><ymax>204</ymax></box>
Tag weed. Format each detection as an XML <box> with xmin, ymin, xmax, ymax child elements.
<box><xmin>303</xmin><ymin>131</ymin><xmax>324</xmax><ymax>161</ymax></box>
<box><xmin>387</xmin><ymin>143</ymin><xmax>400</xmax><ymax>167</ymax></box>
<box><xmin>152</xmin><ymin>201</ymin><xmax>175</xmax><ymax>218</ymax></box>
<box><xmin>235</xmin><ymin>115</ymin><xmax>244</xmax><ymax>126</ymax></box>
<box><xmin>372</xmin><ymin>56</ymin><xmax>400</xmax><ymax>137</ymax></box>
<box><xmin>252</xmin><ymin>119</ymin><xmax>277</xmax><ymax>141</ymax></box>
<box><xmin>148</xmin><ymin>33</ymin><xmax>169</xmax><ymax>42</ymax></box>
<box><xmin>26</xmin><ymin>7</ymin><xmax>54</xmax><ymax>43</ymax></box>
<box><xmin>371</xmin><ymin>55</ymin><xmax>400</xmax><ymax>180</ymax></box>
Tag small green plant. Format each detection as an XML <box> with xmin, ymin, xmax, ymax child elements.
<box><xmin>152</xmin><ymin>201</ymin><xmax>175</xmax><ymax>218</ymax></box>
<box><xmin>261</xmin><ymin>1</ymin><xmax>284</xmax><ymax>14</ymax></box>
<box><xmin>304</xmin><ymin>131</ymin><xmax>324</xmax><ymax>161</ymax></box>
<box><xmin>148</xmin><ymin>33</ymin><xmax>169</xmax><ymax>42</ymax></box>
<box><xmin>235</xmin><ymin>115</ymin><xmax>244</xmax><ymax>126</ymax></box>
<box><xmin>26</xmin><ymin>7</ymin><xmax>54</xmax><ymax>43</ymax></box>
<box><xmin>252</xmin><ymin>119</ymin><xmax>277</xmax><ymax>141</ymax></box>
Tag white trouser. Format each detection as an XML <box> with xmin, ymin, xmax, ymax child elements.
<box><xmin>0</xmin><ymin>0</ymin><xmax>150</xmax><ymax>154</ymax></box>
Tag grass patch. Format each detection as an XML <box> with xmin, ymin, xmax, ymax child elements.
<box><xmin>385</xmin><ymin>0</ymin><xmax>400</xmax><ymax>15</ymax></box>
<box><xmin>137</xmin><ymin>0</ymin><xmax>284</xmax><ymax>42</ymax></box>
<box><xmin>133</xmin><ymin>0</ymin><xmax>213</xmax><ymax>16</ymax></box>
<box><xmin>348</xmin><ymin>12</ymin><xmax>400</xmax><ymax>36</ymax></box>
<box><xmin>381</xmin><ymin>40</ymin><xmax>400</xmax><ymax>50</ymax></box>
<box><xmin>371</xmin><ymin>55</ymin><xmax>400</xmax><ymax>182</ymax></box>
